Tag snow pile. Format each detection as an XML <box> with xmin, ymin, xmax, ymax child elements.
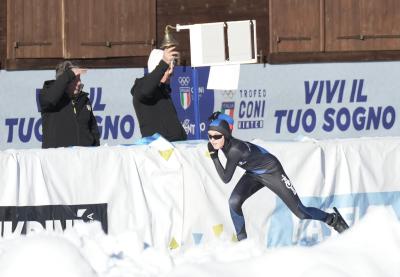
<box><xmin>0</xmin><ymin>235</ymin><xmax>96</xmax><ymax>277</ymax></box>
<box><xmin>167</xmin><ymin>207</ymin><xmax>400</xmax><ymax>277</ymax></box>
<box><xmin>0</xmin><ymin>207</ymin><xmax>399</xmax><ymax>277</ymax></box>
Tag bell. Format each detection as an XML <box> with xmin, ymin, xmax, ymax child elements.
<box><xmin>160</xmin><ymin>25</ymin><xmax>179</xmax><ymax>49</ymax></box>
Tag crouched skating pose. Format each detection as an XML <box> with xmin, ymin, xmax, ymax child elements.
<box><xmin>207</xmin><ymin>112</ymin><xmax>349</xmax><ymax>241</ymax></box>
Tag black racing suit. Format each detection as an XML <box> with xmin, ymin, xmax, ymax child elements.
<box><xmin>130</xmin><ymin>60</ymin><xmax>187</xmax><ymax>141</ymax></box>
<box><xmin>210</xmin><ymin>137</ymin><xmax>332</xmax><ymax>240</ymax></box>
<box><xmin>39</xmin><ymin>69</ymin><xmax>100</xmax><ymax>149</ymax></box>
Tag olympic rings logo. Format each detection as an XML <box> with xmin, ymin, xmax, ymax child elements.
<box><xmin>222</xmin><ymin>90</ymin><xmax>236</xmax><ymax>98</ymax></box>
<box><xmin>178</xmin><ymin>76</ymin><xmax>191</xmax><ymax>86</ymax></box>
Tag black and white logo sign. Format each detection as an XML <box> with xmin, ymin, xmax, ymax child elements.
<box><xmin>0</xmin><ymin>204</ymin><xmax>108</xmax><ymax>237</ymax></box>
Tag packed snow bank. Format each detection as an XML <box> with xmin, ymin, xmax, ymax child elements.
<box><xmin>0</xmin><ymin>235</ymin><xmax>97</xmax><ymax>277</ymax></box>
<box><xmin>167</xmin><ymin>207</ymin><xmax>400</xmax><ymax>277</ymax></box>
<box><xmin>0</xmin><ymin>207</ymin><xmax>398</xmax><ymax>277</ymax></box>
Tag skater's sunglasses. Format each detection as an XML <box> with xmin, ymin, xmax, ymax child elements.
<box><xmin>208</xmin><ymin>134</ymin><xmax>223</xmax><ymax>140</ymax></box>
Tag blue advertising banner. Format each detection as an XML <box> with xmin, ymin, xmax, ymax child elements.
<box><xmin>214</xmin><ymin>62</ymin><xmax>400</xmax><ymax>141</ymax></box>
<box><xmin>1</xmin><ymin>61</ymin><xmax>400</xmax><ymax>149</ymax></box>
<box><xmin>170</xmin><ymin>66</ymin><xmax>214</xmax><ymax>140</ymax></box>
<box><xmin>0</xmin><ymin>69</ymin><xmax>145</xmax><ymax>149</ymax></box>
<box><xmin>0</xmin><ymin>67</ymin><xmax>214</xmax><ymax>149</ymax></box>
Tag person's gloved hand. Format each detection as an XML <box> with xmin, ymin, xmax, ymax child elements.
<box><xmin>208</xmin><ymin>111</ymin><xmax>221</xmax><ymax>122</ymax></box>
<box><xmin>208</xmin><ymin>142</ymin><xmax>218</xmax><ymax>159</ymax></box>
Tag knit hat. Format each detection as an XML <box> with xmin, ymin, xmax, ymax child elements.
<box><xmin>217</xmin><ymin>113</ymin><xmax>234</xmax><ymax>130</ymax></box>
<box><xmin>208</xmin><ymin>111</ymin><xmax>234</xmax><ymax>138</ymax></box>
<box><xmin>208</xmin><ymin>118</ymin><xmax>232</xmax><ymax>138</ymax></box>
<box><xmin>147</xmin><ymin>49</ymin><xmax>164</xmax><ymax>73</ymax></box>
<box><xmin>55</xmin><ymin>61</ymin><xmax>79</xmax><ymax>79</ymax></box>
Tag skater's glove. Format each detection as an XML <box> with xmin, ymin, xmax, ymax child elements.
<box><xmin>208</xmin><ymin>111</ymin><xmax>221</xmax><ymax>122</ymax></box>
<box><xmin>207</xmin><ymin>142</ymin><xmax>219</xmax><ymax>159</ymax></box>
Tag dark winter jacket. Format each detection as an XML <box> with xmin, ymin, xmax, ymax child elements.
<box><xmin>131</xmin><ymin>60</ymin><xmax>187</xmax><ymax>141</ymax></box>
<box><xmin>39</xmin><ymin>69</ymin><xmax>100</xmax><ymax>149</ymax></box>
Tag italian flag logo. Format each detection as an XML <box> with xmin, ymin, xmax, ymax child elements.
<box><xmin>180</xmin><ymin>88</ymin><xmax>191</xmax><ymax>110</ymax></box>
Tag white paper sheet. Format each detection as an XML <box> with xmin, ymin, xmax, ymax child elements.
<box><xmin>207</xmin><ymin>64</ymin><xmax>240</xmax><ymax>90</ymax></box>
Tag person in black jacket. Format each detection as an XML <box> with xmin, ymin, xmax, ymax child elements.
<box><xmin>130</xmin><ymin>47</ymin><xmax>187</xmax><ymax>141</ymax></box>
<box><xmin>39</xmin><ymin>61</ymin><xmax>100</xmax><ymax>148</ymax></box>
<box><xmin>207</xmin><ymin>112</ymin><xmax>349</xmax><ymax>241</ymax></box>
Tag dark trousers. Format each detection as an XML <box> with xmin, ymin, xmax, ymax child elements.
<box><xmin>229</xmin><ymin>165</ymin><xmax>331</xmax><ymax>240</ymax></box>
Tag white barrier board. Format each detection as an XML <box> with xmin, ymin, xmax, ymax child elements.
<box><xmin>0</xmin><ymin>137</ymin><xmax>399</xmax><ymax>248</ymax></box>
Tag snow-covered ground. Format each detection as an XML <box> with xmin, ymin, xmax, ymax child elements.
<box><xmin>0</xmin><ymin>207</ymin><xmax>399</xmax><ymax>277</ymax></box>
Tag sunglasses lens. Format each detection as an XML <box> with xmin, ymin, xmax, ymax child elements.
<box><xmin>208</xmin><ymin>134</ymin><xmax>223</xmax><ymax>140</ymax></box>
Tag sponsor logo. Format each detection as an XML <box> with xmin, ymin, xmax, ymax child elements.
<box><xmin>281</xmin><ymin>174</ymin><xmax>297</xmax><ymax>195</ymax></box>
<box><xmin>176</xmin><ymin>75</ymin><xmax>206</xmax><ymax>110</ymax></box>
<box><xmin>0</xmin><ymin>204</ymin><xmax>108</xmax><ymax>237</ymax></box>
<box><xmin>221</xmin><ymin>90</ymin><xmax>236</xmax><ymax>99</ymax></box>
<box><xmin>182</xmin><ymin>119</ymin><xmax>195</xmax><ymax>135</ymax></box>
<box><xmin>221</xmin><ymin>102</ymin><xmax>235</xmax><ymax>118</ymax></box>
<box><xmin>178</xmin><ymin>76</ymin><xmax>191</xmax><ymax>86</ymax></box>
<box><xmin>182</xmin><ymin>119</ymin><xmax>207</xmax><ymax>136</ymax></box>
<box><xmin>179</xmin><ymin>87</ymin><xmax>192</xmax><ymax>110</ymax></box>
<box><xmin>238</xmin><ymin>89</ymin><xmax>267</xmax><ymax>130</ymax></box>
<box><xmin>171</xmin><ymin>67</ymin><xmax>215</xmax><ymax>140</ymax></box>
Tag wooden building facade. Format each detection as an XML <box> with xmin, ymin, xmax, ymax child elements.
<box><xmin>1</xmin><ymin>0</ymin><xmax>400</xmax><ymax>70</ymax></box>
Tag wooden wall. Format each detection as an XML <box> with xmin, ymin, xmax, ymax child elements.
<box><xmin>268</xmin><ymin>0</ymin><xmax>400</xmax><ymax>63</ymax></box>
<box><xmin>1</xmin><ymin>0</ymin><xmax>400</xmax><ymax>70</ymax></box>
<box><xmin>0</xmin><ymin>0</ymin><xmax>6</xmax><ymax>68</ymax></box>
<box><xmin>2</xmin><ymin>0</ymin><xmax>154</xmax><ymax>69</ymax></box>
<box><xmin>325</xmin><ymin>0</ymin><xmax>400</xmax><ymax>51</ymax></box>
<box><xmin>1</xmin><ymin>0</ymin><xmax>268</xmax><ymax>69</ymax></box>
<box><xmin>63</xmin><ymin>0</ymin><xmax>155</xmax><ymax>59</ymax></box>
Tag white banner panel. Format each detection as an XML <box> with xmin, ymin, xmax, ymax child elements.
<box><xmin>1</xmin><ymin>61</ymin><xmax>400</xmax><ymax>149</ymax></box>
<box><xmin>0</xmin><ymin>138</ymin><xmax>399</xmax><ymax>248</ymax></box>
<box><xmin>215</xmin><ymin>61</ymin><xmax>400</xmax><ymax>141</ymax></box>
<box><xmin>0</xmin><ymin>69</ymin><xmax>145</xmax><ymax>150</ymax></box>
